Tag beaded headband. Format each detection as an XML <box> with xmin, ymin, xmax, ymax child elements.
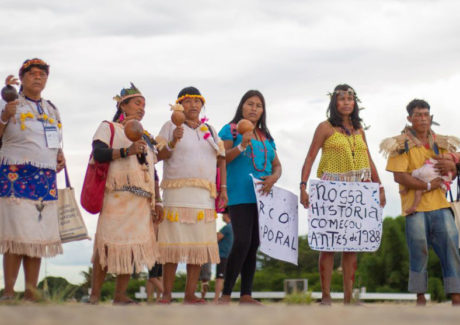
<box><xmin>113</xmin><ymin>82</ymin><xmax>144</xmax><ymax>107</ymax></box>
<box><xmin>19</xmin><ymin>59</ymin><xmax>49</xmax><ymax>76</ymax></box>
<box><xmin>175</xmin><ymin>94</ymin><xmax>206</xmax><ymax>104</ymax></box>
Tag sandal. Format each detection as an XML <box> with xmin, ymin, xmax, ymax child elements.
<box><xmin>158</xmin><ymin>298</ymin><xmax>172</xmax><ymax>304</ymax></box>
<box><xmin>184</xmin><ymin>298</ymin><xmax>206</xmax><ymax>305</ymax></box>
<box><xmin>113</xmin><ymin>299</ymin><xmax>139</xmax><ymax>306</ymax></box>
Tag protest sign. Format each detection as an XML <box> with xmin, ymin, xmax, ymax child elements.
<box><xmin>308</xmin><ymin>180</ymin><xmax>382</xmax><ymax>252</ymax></box>
<box><xmin>252</xmin><ymin>175</ymin><xmax>298</xmax><ymax>265</ymax></box>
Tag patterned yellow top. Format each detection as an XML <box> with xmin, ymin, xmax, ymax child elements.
<box><xmin>317</xmin><ymin>130</ymin><xmax>371</xmax><ymax>182</ymax></box>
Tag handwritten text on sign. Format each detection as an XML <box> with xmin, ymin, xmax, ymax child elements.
<box><xmin>252</xmin><ymin>176</ymin><xmax>298</xmax><ymax>265</ymax></box>
<box><xmin>308</xmin><ymin>180</ymin><xmax>382</xmax><ymax>252</ymax></box>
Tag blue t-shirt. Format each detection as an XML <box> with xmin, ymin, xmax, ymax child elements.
<box><xmin>218</xmin><ymin>223</ymin><xmax>234</xmax><ymax>258</ymax></box>
<box><xmin>218</xmin><ymin>123</ymin><xmax>276</xmax><ymax>206</ymax></box>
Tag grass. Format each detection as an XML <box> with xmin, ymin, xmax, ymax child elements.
<box><xmin>283</xmin><ymin>291</ymin><xmax>314</xmax><ymax>305</ymax></box>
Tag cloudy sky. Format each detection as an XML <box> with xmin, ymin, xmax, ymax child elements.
<box><xmin>1</xmin><ymin>0</ymin><xmax>460</xmax><ymax>290</ymax></box>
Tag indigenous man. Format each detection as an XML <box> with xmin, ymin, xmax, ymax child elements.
<box><xmin>382</xmin><ymin>99</ymin><xmax>460</xmax><ymax>306</ymax></box>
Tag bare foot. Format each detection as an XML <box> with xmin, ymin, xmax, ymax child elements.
<box><xmin>320</xmin><ymin>294</ymin><xmax>332</xmax><ymax>306</ymax></box>
<box><xmin>184</xmin><ymin>294</ymin><xmax>206</xmax><ymax>304</ymax></box>
<box><xmin>452</xmin><ymin>293</ymin><xmax>460</xmax><ymax>306</ymax></box>
<box><xmin>218</xmin><ymin>295</ymin><xmax>231</xmax><ymax>305</ymax></box>
<box><xmin>88</xmin><ymin>295</ymin><xmax>100</xmax><ymax>305</ymax></box>
<box><xmin>0</xmin><ymin>294</ymin><xmax>15</xmax><ymax>303</ymax></box>
<box><xmin>416</xmin><ymin>293</ymin><xmax>426</xmax><ymax>306</ymax></box>
<box><xmin>23</xmin><ymin>290</ymin><xmax>39</xmax><ymax>302</ymax></box>
<box><xmin>239</xmin><ymin>295</ymin><xmax>263</xmax><ymax>305</ymax></box>
<box><xmin>113</xmin><ymin>294</ymin><xmax>139</xmax><ymax>305</ymax></box>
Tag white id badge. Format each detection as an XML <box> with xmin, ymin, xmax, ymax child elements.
<box><xmin>44</xmin><ymin>126</ymin><xmax>60</xmax><ymax>148</ymax></box>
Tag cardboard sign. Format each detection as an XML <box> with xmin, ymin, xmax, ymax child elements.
<box><xmin>308</xmin><ymin>180</ymin><xmax>382</xmax><ymax>252</ymax></box>
<box><xmin>252</xmin><ymin>176</ymin><xmax>298</xmax><ymax>265</ymax></box>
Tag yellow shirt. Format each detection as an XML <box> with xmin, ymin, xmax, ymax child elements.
<box><xmin>386</xmin><ymin>145</ymin><xmax>449</xmax><ymax>216</ymax></box>
<box><xmin>317</xmin><ymin>131</ymin><xmax>371</xmax><ymax>181</ymax></box>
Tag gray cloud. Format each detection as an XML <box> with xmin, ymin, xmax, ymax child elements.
<box><xmin>1</xmin><ymin>0</ymin><xmax>459</xmax><ymax>282</ymax></box>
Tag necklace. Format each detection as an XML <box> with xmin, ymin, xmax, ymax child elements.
<box><xmin>341</xmin><ymin>126</ymin><xmax>356</xmax><ymax>160</ymax></box>
<box><xmin>250</xmin><ymin>129</ymin><xmax>268</xmax><ymax>172</ymax></box>
<box><xmin>19</xmin><ymin>95</ymin><xmax>61</xmax><ymax>131</ymax></box>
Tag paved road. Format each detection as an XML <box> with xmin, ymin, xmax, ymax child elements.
<box><xmin>0</xmin><ymin>303</ymin><xmax>458</xmax><ymax>325</ymax></box>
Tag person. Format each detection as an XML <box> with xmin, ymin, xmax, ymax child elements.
<box><xmin>155</xmin><ymin>86</ymin><xmax>227</xmax><ymax>304</ymax></box>
<box><xmin>401</xmin><ymin>158</ymin><xmax>452</xmax><ymax>215</ymax></box>
<box><xmin>382</xmin><ymin>99</ymin><xmax>460</xmax><ymax>306</ymax></box>
<box><xmin>146</xmin><ymin>202</ymin><xmax>164</xmax><ymax>303</ymax></box>
<box><xmin>199</xmin><ymin>263</ymin><xmax>211</xmax><ymax>299</ymax></box>
<box><xmin>300</xmin><ymin>84</ymin><xmax>386</xmax><ymax>305</ymax></box>
<box><xmin>146</xmin><ymin>262</ymin><xmax>163</xmax><ymax>303</ymax></box>
<box><xmin>213</xmin><ymin>209</ymin><xmax>233</xmax><ymax>303</ymax></box>
<box><xmin>218</xmin><ymin>90</ymin><xmax>282</xmax><ymax>305</ymax></box>
<box><xmin>0</xmin><ymin>59</ymin><xmax>65</xmax><ymax>301</ymax></box>
<box><xmin>88</xmin><ymin>83</ymin><xmax>161</xmax><ymax>305</ymax></box>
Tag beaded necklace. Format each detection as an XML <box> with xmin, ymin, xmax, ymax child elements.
<box><xmin>341</xmin><ymin>126</ymin><xmax>356</xmax><ymax>160</ymax></box>
<box><xmin>19</xmin><ymin>95</ymin><xmax>61</xmax><ymax>130</ymax></box>
<box><xmin>250</xmin><ymin>129</ymin><xmax>268</xmax><ymax>172</ymax></box>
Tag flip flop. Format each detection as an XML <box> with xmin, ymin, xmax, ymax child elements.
<box><xmin>184</xmin><ymin>298</ymin><xmax>206</xmax><ymax>305</ymax></box>
<box><xmin>0</xmin><ymin>295</ymin><xmax>15</xmax><ymax>303</ymax></box>
<box><xmin>158</xmin><ymin>299</ymin><xmax>172</xmax><ymax>304</ymax></box>
<box><xmin>113</xmin><ymin>299</ymin><xmax>139</xmax><ymax>306</ymax></box>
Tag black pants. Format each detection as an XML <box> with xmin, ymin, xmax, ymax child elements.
<box><xmin>222</xmin><ymin>203</ymin><xmax>260</xmax><ymax>296</ymax></box>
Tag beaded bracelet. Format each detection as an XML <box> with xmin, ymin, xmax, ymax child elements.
<box><xmin>449</xmin><ymin>152</ymin><xmax>459</xmax><ymax>164</ymax></box>
<box><xmin>0</xmin><ymin>112</ymin><xmax>8</xmax><ymax>125</ymax></box>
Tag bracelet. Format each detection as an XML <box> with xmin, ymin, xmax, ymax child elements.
<box><xmin>155</xmin><ymin>202</ymin><xmax>164</xmax><ymax>207</ymax></box>
<box><xmin>379</xmin><ymin>184</ymin><xmax>384</xmax><ymax>190</ymax></box>
<box><xmin>300</xmin><ymin>181</ymin><xmax>307</xmax><ymax>188</ymax></box>
<box><xmin>221</xmin><ymin>184</ymin><xmax>227</xmax><ymax>188</ymax></box>
<box><xmin>155</xmin><ymin>197</ymin><xmax>162</xmax><ymax>203</ymax></box>
<box><xmin>449</xmin><ymin>153</ymin><xmax>459</xmax><ymax>164</ymax></box>
<box><xmin>237</xmin><ymin>144</ymin><xmax>245</xmax><ymax>152</ymax></box>
<box><xmin>120</xmin><ymin>148</ymin><xmax>126</xmax><ymax>158</ymax></box>
<box><xmin>166</xmin><ymin>141</ymin><xmax>175</xmax><ymax>152</ymax></box>
<box><xmin>426</xmin><ymin>181</ymin><xmax>431</xmax><ymax>191</ymax></box>
<box><xmin>0</xmin><ymin>112</ymin><xmax>8</xmax><ymax>125</ymax></box>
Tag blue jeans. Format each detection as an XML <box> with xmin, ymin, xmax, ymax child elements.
<box><xmin>405</xmin><ymin>208</ymin><xmax>460</xmax><ymax>293</ymax></box>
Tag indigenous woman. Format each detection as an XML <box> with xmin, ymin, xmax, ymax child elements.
<box><xmin>0</xmin><ymin>59</ymin><xmax>65</xmax><ymax>301</ymax></box>
<box><xmin>156</xmin><ymin>86</ymin><xmax>227</xmax><ymax>304</ymax></box>
<box><xmin>89</xmin><ymin>83</ymin><xmax>160</xmax><ymax>305</ymax></box>
<box><xmin>218</xmin><ymin>90</ymin><xmax>282</xmax><ymax>305</ymax></box>
<box><xmin>299</xmin><ymin>84</ymin><xmax>386</xmax><ymax>305</ymax></box>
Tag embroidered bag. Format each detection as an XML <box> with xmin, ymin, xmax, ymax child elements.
<box><xmin>58</xmin><ymin>165</ymin><xmax>90</xmax><ymax>242</ymax></box>
<box><xmin>80</xmin><ymin>121</ymin><xmax>115</xmax><ymax>214</ymax></box>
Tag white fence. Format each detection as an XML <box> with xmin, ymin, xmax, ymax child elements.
<box><xmin>135</xmin><ymin>287</ymin><xmax>430</xmax><ymax>301</ymax></box>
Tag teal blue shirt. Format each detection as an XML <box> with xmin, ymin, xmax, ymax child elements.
<box><xmin>218</xmin><ymin>123</ymin><xmax>276</xmax><ymax>206</ymax></box>
<box><xmin>218</xmin><ymin>223</ymin><xmax>234</xmax><ymax>258</ymax></box>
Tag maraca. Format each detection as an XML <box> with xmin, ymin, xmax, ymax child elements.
<box><xmin>237</xmin><ymin>119</ymin><xmax>254</xmax><ymax>134</ymax></box>
<box><xmin>170</xmin><ymin>103</ymin><xmax>185</xmax><ymax>126</ymax></box>
<box><xmin>1</xmin><ymin>76</ymin><xmax>18</xmax><ymax>102</ymax></box>
<box><xmin>124</xmin><ymin>119</ymin><xmax>148</xmax><ymax>166</ymax></box>
<box><xmin>124</xmin><ymin>119</ymin><xmax>144</xmax><ymax>141</ymax></box>
<box><xmin>1</xmin><ymin>85</ymin><xmax>18</xmax><ymax>102</ymax></box>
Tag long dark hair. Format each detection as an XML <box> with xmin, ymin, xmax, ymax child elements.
<box><xmin>112</xmin><ymin>98</ymin><xmax>133</xmax><ymax>122</ymax></box>
<box><xmin>229</xmin><ymin>90</ymin><xmax>273</xmax><ymax>141</ymax></box>
<box><xmin>327</xmin><ymin>84</ymin><xmax>362</xmax><ymax>130</ymax></box>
